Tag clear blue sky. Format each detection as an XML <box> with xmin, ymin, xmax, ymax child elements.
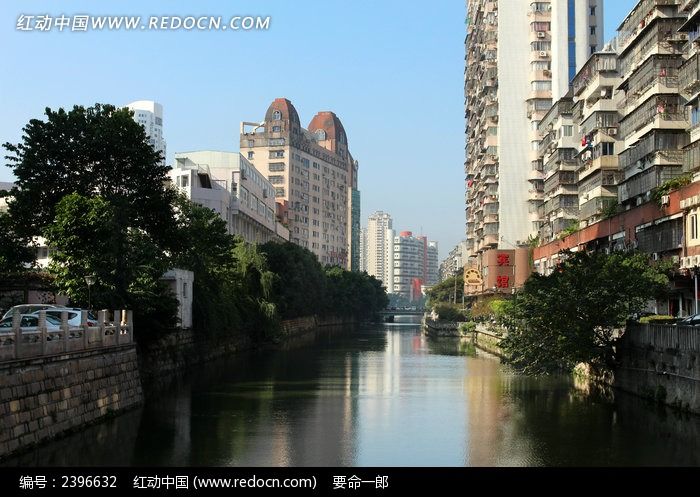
<box><xmin>0</xmin><ymin>0</ymin><xmax>638</xmax><ymax>260</ymax></box>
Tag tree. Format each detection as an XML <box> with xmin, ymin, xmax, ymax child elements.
<box><xmin>501</xmin><ymin>251</ymin><xmax>671</xmax><ymax>375</ymax></box>
<box><xmin>4</xmin><ymin>103</ymin><xmax>176</xmax><ymax>245</ymax></box>
<box><xmin>426</xmin><ymin>268</ymin><xmax>464</xmax><ymax>305</ymax></box>
<box><xmin>0</xmin><ymin>211</ymin><xmax>34</xmax><ymax>273</ymax></box>
<box><xmin>44</xmin><ymin>193</ymin><xmax>177</xmax><ymax>334</ymax></box>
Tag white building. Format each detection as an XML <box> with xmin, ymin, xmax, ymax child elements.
<box><xmin>465</xmin><ymin>0</ymin><xmax>603</xmax><ymax>257</ymax></box>
<box><xmin>427</xmin><ymin>241</ymin><xmax>439</xmax><ymax>286</ymax></box>
<box><xmin>387</xmin><ymin>231</ymin><xmax>427</xmax><ymax>301</ymax></box>
<box><xmin>359</xmin><ymin>227</ymin><xmax>368</xmax><ymax>272</ymax></box>
<box><xmin>170</xmin><ymin>151</ymin><xmax>289</xmax><ymax>244</ymax></box>
<box><xmin>127</xmin><ymin>100</ymin><xmax>166</xmax><ymax>162</ymax></box>
<box><xmin>366</xmin><ymin>211</ymin><xmax>393</xmax><ymax>285</ymax></box>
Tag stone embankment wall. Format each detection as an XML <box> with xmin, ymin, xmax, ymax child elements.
<box><xmin>0</xmin><ymin>345</ymin><xmax>142</xmax><ymax>459</ymax></box>
<box><xmin>139</xmin><ymin>315</ymin><xmax>353</xmax><ymax>383</ymax></box>
<box><xmin>616</xmin><ymin>324</ymin><xmax>700</xmax><ymax>413</ymax></box>
<box><xmin>473</xmin><ymin>323</ymin><xmax>505</xmax><ymax>359</ymax></box>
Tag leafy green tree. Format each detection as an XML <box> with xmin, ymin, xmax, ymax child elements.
<box><xmin>4</xmin><ymin>103</ymin><xmax>176</xmax><ymax>245</ymax></box>
<box><xmin>501</xmin><ymin>251</ymin><xmax>671</xmax><ymax>375</ymax></box>
<box><xmin>0</xmin><ymin>211</ymin><xmax>34</xmax><ymax>273</ymax></box>
<box><xmin>260</xmin><ymin>242</ymin><xmax>328</xmax><ymax>319</ymax></box>
<box><xmin>426</xmin><ymin>268</ymin><xmax>464</xmax><ymax>305</ymax></box>
<box><xmin>44</xmin><ymin>193</ymin><xmax>177</xmax><ymax>334</ymax></box>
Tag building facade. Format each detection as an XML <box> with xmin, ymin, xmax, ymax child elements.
<box><xmin>169</xmin><ymin>151</ymin><xmax>289</xmax><ymax>245</ymax></box>
<box><xmin>126</xmin><ymin>100</ymin><xmax>166</xmax><ymax>162</ymax></box>
<box><xmin>439</xmin><ymin>241</ymin><xmax>469</xmax><ymax>282</ymax></box>
<box><xmin>240</xmin><ymin>98</ymin><xmax>359</xmax><ymax>268</ymax></box>
<box><xmin>427</xmin><ymin>241</ymin><xmax>439</xmax><ymax>286</ymax></box>
<box><xmin>366</xmin><ymin>211</ymin><xmax>393</xmax><ymax>285</ymax></box>
<box><xmin>387</xmin><ymin>231</ymin><xmax>427</xmax><ymax>301</ymax></box>
<box><xmin>465</xmin><ymin>0</ymin><xmax>603</xmax><ymax>257</ymax></box>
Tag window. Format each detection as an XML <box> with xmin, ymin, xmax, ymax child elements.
<box><xmin>561</xmin><ymin>125</ymin><xmax>573</xmax><ymax>137</ymax></box>
<box><xmin>247</xmin><ymin>151</ymin><xmax>254</xmax><ymax>160</ymax></box>
<box><xmin>590</xmin><ymin>6</ymin><xmax>596</xmax><ymax>16</ymax></box>
<box><xmin>531</xmin><ymin>41</ymin><xmax>551</xmax><ymax>51</ymax></box>
<box><xmin>183</xmin><ymin>282</ymin><xmax>188</xmax><ymax>299</ymax></box>
<box><xmin>181</xmin><ymin>175</ymin><xmax>189</xmax><ymax>188</ymax></box>
<box><xmin>691</xmin><ymin>214</ymin><xmax>698</xmax><ymax>240</ymax></box>
<box><xmin>269</xmin><ymin>150</ymin><xmax>285</xmax><ymax>159</ymax></box>
<box><xmin>590</xmin><ymin>45</ymin><xmax>597</xmax><ymax>55</ymax></box>
<box><xmin>602</xmin><ymin>142</ymin><xmax>615</xmax><ymax>156</ymax></box>
<box><xmin>269</xmin><ymin>138</ymin><xmax>285</xmax><ymax>146</ymax></box>
<box><xmin>247</xmin><ymin>140</ymin><xmax>254</xmax><ymax>147</ymax></box>
<box><xmin>269</xmin><ymin>162</ymin><xmax>285</xmax><ymax>172</ymax></box>
<box><xmin>590</xmin><ymin>26</ymin><xmax>596</xmax><ymax>35</ymax></box>
<box><xmin>272</xmin><ymin>125</ymin><xmax>281</xmax><ymax>132</ymax></box>
<box><xmin>531</xmin><ymin>22</ymin><xmax>550</xmax><ymax>31</ymax></box>
<box><xmin>531</xmin><ymin>80</ymin><xmax>552</xmax><ymax>91</ymax></box>
<box><xmin>314</xmin><ymin>129</ymin><xmax>326</xmax><ymax>141</ymax></box>
<box><xmin>268</xmin><ymin>175</ymin><xmax>285</xmax><ymax>184</ymax></box>
<box><xmin>272</xmin><ymin>110</ymin><xmax>281</xmax><ymax>120</ymax></box>
<box><xmin>275</xmin><ymin>187</ymin><xmax>285</xmax><ymax>197</ymax></box>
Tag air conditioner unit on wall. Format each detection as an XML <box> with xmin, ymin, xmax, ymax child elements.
<box><xmin>537</xmin><ymin>32</ymin><xmax>546</xmax><ymax>38</ymax></box>
<box><xmin>661</xmin><ymin>195</ymin><xmax>670</xmax><ymax>206</ymax></box>
<box><xmin>539</xmin><ymin>51</ymin><xmax>548</xmax><ymax>58</ymax></box>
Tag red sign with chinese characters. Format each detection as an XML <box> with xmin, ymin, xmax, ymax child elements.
<box><xmin>497</xmin><ymin>253</ymin><xmax>511</xmax><ymax>266</ymax></box>
<box><xmin>496</xmin><ymin>276</ymin><xmax>510</xmax><ymax>288</ymax></box>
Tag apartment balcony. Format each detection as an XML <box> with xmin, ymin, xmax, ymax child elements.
<box><xmin>618</xmin><ymin>129</ymin><xmax>689</xmax><ymax>170</ymax></box>
<box><xmin>684</xmin><ymin>135</ymin><xmax>700</xmax><ymax>172</ymax></box>
<box><xmin>618</xmin><ymin>164</ymin><xmax>683</xmax><ymax>202</ymax></box>
<box><xmin>618</xmin><ymin>95</ymin><xmax>688</xmax><ymax>139</ymax></box>
<box><xmin>528</xmin><ymin>189</ymin><xmax>544</xmax><ymax>201</ymax></box>
<box><xmin>578</xmin><ymin>155</ymin><xmax>619</xmax><ymax>181</ymax></box>
<box><xmin>579</xmin><ymin>196</ymin><xmax>618</xmax><ymax>222</ymax></box>
<box><xmin>618</xmin><ymin>55</ymin><xmax>682</xmax><ymax>113</ymax></box>
<box><xmin>573</xmin><ymin>53</ymin><xmax>619</xmax><ymax>97</ymax></box>
<box><xmin>544</xmin><ymin>171</ymin><xmax>578</xmax><ymax>193</ymax></box>
<box><xmin>617</xmin><ymin>1</ymin><xmax>685</xmax><ymax>58</ymax></box>
<box><xmin>637</xmin><ymin>217</ymin><xmax>683</xmax><ymax>254</ymax></box>
<box><xmin>580</xmin><ymin>109</ymin><xmax>619</xmax><ymax>137</ymax></box>
<box><xmin>530</xmin><ymin>50</ymin><xmax>551</xmax><ymax>63</ymax></box>
<box><xmin>484</xmin><ymin>194</ymin><xmax>499</xmax><ymax>204</ymax></box>
<box><xmin>543</xmin><ymin>196</ymin><xmax>579</xmax><ymax>217</ymax></box>
<box><xmin>544</xmin><ymin>148</ymin><xmax>578</xmax><ymax>175</ymax></box>
<box><xmin>680</xmin><ymin>52</ymin><xmax>700</xmax><ymax>99</ymax></box>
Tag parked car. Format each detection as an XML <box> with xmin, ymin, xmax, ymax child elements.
<box><xmin>29</xmin><ymin>309</ymin><xmax>97</xmax><ymax>327</ymax></box>
<box><xmin>677</xmin><ymin>314</ymin><xmax>700</xmax><ymax>326</ymax></box>
<box><xmin>0</xmin><ymin>314</ymin><xmax>62</xmax><ymax>332</ymax></box>
<box><xmin>2</xmin><ymin>304</ymin><xmax>61</xmax><ymax>320</ymax></box>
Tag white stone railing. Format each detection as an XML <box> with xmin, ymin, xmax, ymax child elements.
<box><xmin>0</xmin><ymin>309</ymin><xmax>133</xmax><ymax>362</ymax></box>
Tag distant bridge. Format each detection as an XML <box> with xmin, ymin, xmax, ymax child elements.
<box><xmin>378</xmin><ymin>309</ymin><xmax>425</xmax><ymax>317</ymax></box>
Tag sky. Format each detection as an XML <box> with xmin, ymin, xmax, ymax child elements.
<box><xmin>0</xmin><ymin>0</ymin><xmax>639</xmax><ymax>260</ymax></box>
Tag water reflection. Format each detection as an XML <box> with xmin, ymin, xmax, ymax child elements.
<box><xmin>6</xmin><ymin>317</ymin><xmax>700</xmax><ymax>467</ymax></box>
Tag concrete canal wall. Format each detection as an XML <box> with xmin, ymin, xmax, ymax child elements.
<box><xmin>616</xmin><ymin>324</ymin><xmax>700</xmax><ymax>413</ymax></box>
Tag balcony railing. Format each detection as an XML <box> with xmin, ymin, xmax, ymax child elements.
<box><xmin>579</xmin><ymin>196</ymin><xmax>618</xmax><ymax>221</ymax></box>
<box><xmin>618</xmin><ymin>18</ymin><xmax>687</xmax><ymax>76</ymax></box>
<box><xmin>618</xmin><ymin>95</ymin><xmax>687</xmax><ymax>139</ymax></box>
<box><xmin>544</xmin><ymin>148</ymin><xmax>578</xmax><ymax>174</ymax></box>
<box><xmin>618</xmin><ymin>130</ymin><xmax>689</xmax><ymax>169</ymax></box>
<box><xmin>685</xmin><ymin>136</ymin><xmax>700</xmax><ymax>172</ymax></box>
<box><xmin>636</xmin><ymin>217</ymin><xmax>683</xmax><ymax>253</ymax></box>
<box><xmin>572</xmin><ymin>53</ymin><xmax>619</xmax><ymax>96</ymax></box>
<box><xmin>544</xmin><ymin>171</ymin><xmax>578</xmax><ymax>193</ymax></box>
<box><xmin>580</xmin><ymin>111</ymin><xmax>620</xmax><ymax>136</ymax></box>
<box><xmin>618</xmin><ymin>1</ymin><xmax>684</xmax><ymax>56</ymax></box>
<box><xmin>618</xmin><ymin>164</ymin><xmax>683</xmax><ymax>202</ymax></box>
<box><xmin>679</xmin><ymin>52</ymin><xmax>700</xmax><ymax>97</ymax></box>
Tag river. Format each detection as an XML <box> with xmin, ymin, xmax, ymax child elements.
<box><xmin>6</xmin><ymin>315</ymin><xmax>700</xmax><ymax>466</ymax></box>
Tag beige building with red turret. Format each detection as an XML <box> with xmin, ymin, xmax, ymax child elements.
<box><xmin>240</xmin><ymin>98</ymin><xmax>360</xmax><ymax>268</ymax></box>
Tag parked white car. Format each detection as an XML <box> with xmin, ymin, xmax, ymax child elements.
<box><xmin>0</xmin><ymin>314</ymin><xmax>62</xmax><ymax>332</ymax></box>
<box><xmin>29</xmin><ymin>309</ymin><xmax>97</xmax><ymax>327</ymax></box>
<box><xmin>2</xmin><ymin>304</ymin><xmax>61</xmax><ymax>320</ymax></box>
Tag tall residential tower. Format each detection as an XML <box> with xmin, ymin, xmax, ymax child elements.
<box><xmin>465</xmin><ymin>1</ymin><xmax>603</xmax><ymax>257</ymax></box>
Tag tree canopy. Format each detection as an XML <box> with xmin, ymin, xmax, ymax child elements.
<box><xmin>501</xmin><ymin>251</ymin><xmax>671</xmax><ymax>375</ymax></box>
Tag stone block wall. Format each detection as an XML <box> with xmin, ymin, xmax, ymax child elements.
<box><xmin>616</xmin><ymin>324</ymin><xmax>700</xmax><ymax>413</ymax></box>
<box><xmin>0</xmin><ymin>344</ymin><xmax>142</xmax><ymax>459</ymax></box>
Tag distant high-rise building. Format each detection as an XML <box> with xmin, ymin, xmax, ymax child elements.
<box><xmin>366</xmin><ymin>211</ymin><xmax>393</xmax><ymax>285</ymax></box>
<box><xmin>427</xmin><ymin>241</ymin><xmax>439</xmax><ymax>286</ymax></box>
<box><xmin>465</xmin><ymin>1</ymin><xmax>603</xmax><ymax>257</ymax></box>
<box><xmin>387</xmin><ymin>231</ymin><xmax>427</xmax><ymax>301</ymax></box>
<box><xmin>127</xmin><ymin>100</ymin><xmax>166</xmax><ymax>161</ymax></box>
<box><xmin>359</xmin><ymin>227</ymin><xmax>368</xmax><ymax>273</ymax></box>
<box><xmin>240</xmin><ymin>98</ymin><xmax>359</xmax><ymax>268</ymax></box>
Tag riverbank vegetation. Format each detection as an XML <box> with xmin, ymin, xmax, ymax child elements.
<box><xmin>500</xmin><ymin>251</ymin><xmax>671</xmax><ymax>375</ymax></box>
<box><xmin>1</xmin><ymin>103</ymin><xmax>387</xmax><ymax>340</ymax></box>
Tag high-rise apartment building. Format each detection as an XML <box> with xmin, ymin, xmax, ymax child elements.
<box><xmin>127</xmin><ymin>100</ymin><xmax>166</xmax><ymax>161</ymax></box>
<box><xmin>680</xmin><ymin>1</ymin><xmax>700</xmax><ymax>173</ymax></box>
<box><xmin>427</xmin><ymin>241</ymin><xmax>439</xmax><ymax>286</ymax></box>
<box><xmin>240</xmin><ymin>98</ymin><xmax>359</xmax><ymax>269</ymax></box>
<box><xmin>617</xmin><ymin>0</ymin><xmax>689</xmax><ymax>207</ymax></box>
<box><xmin>387</xmin><ymin>231</ymin><xmax>428</xmax><ymax>301</ymax></box>
<box><xmin>465</xmin><ymin>1</ymin><xmax>603</xmax><ymax>256</ymax></box>
<box><xmin>359</xmin><ymin>227</ymin><xmax>368</xmax><ymax>273</ymax></box>
<box><xmin>366</xmin><ymin>211</ymin><xmax>393</xmax><ymax>284</ymax></box>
